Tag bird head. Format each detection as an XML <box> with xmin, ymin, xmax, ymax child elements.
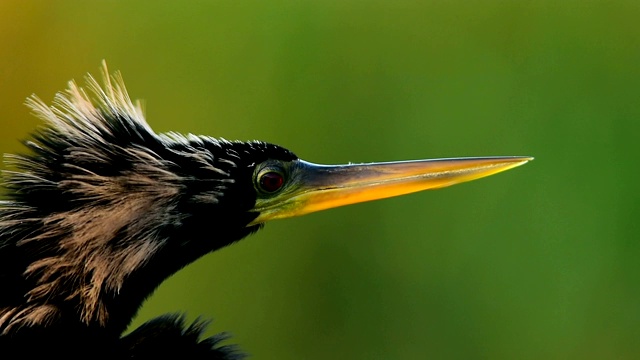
<box><xmin>0</xmin><ymin>62</ymin><xmax>531</xmax><ymax>338</ymax></box>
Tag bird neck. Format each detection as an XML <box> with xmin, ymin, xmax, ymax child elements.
<box><xmin>0</xmin><ymin>195</ymin><xmax>260</xmax><ymax>336</ymax></box>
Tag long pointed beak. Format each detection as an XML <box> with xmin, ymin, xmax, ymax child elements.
<box><xmin>249</xmin><ymin>156</ymin><xmax>532</xmax><ymax>225</ymax></box>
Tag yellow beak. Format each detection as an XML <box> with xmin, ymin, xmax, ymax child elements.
<box><xmin>249</xmin><ymin>156</ymin><xmax>532</xmax><ymax>225</ymax></box>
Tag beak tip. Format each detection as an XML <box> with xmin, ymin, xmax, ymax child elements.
<box><xmin>520</xmin><ymin>156</ymin><xmax>535</xmax><ymax>165</ymax></box>
<box><xmin>505</xmin><ymin>156</ymin><xmax>534</xmax><ymax>167</ymax></box>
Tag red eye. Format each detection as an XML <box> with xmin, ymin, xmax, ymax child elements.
<box><xmin>258</xmin><ymin>171</ymin><xmax>284</xmax><ymax>193</ymax></box>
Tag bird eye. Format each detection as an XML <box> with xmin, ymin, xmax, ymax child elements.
<box><xmin>257</xmin><ymin>170</ymin><xmax>285</xmax><ymax>193</ymax></box>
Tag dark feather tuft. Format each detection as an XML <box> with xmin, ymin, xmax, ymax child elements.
<box><xmin>122</xmin><ymin>313</ymin><xmax>246</xmax><ymax>359</ymax></box>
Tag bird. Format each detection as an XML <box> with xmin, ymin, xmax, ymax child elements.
<box><xmin>0</xmin><ymin>62</ymin><xmax>531</xmax><ymax>358</ymax></box>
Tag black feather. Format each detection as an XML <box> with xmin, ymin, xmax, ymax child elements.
<box><xmin>122</xmin><ymin>314</ymin><xmax>246</xmax><ymax>359</ymax></box>
<box><xmin>0</xmin><ymin>62</ymin><xmax>295</xmax><ymax>357</ymax></box>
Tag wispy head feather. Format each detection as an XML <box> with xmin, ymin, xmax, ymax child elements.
<box><xmin>26</xmin><ymin>60</ymin><xmax>151</xmax><ymax>145</ymax></box>
<box><xmin>0</xmin><ymin>62</ymin><xmax>262</xmax><ymax>334</ymax></box>
<box><xmin>0</xmin><ymin>62</ymin><xmax>185</xmax><ymax>332</ymax></box>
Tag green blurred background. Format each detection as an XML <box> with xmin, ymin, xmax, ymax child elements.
<box><xmin>1</xmin><ymin>1</ymin><xmax>638</xmax><ymax>359</ymax></box>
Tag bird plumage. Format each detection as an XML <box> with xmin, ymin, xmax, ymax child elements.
<box><xmin>0</xmin><ymin>62</ymin><xmax>293</xmax><ymax>358</ymax></box>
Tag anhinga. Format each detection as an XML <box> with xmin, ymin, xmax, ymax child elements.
<box><xmin>0</xmin><ymin>63</ymin><xmax>531</xmax><ymax>358</ymax></box>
